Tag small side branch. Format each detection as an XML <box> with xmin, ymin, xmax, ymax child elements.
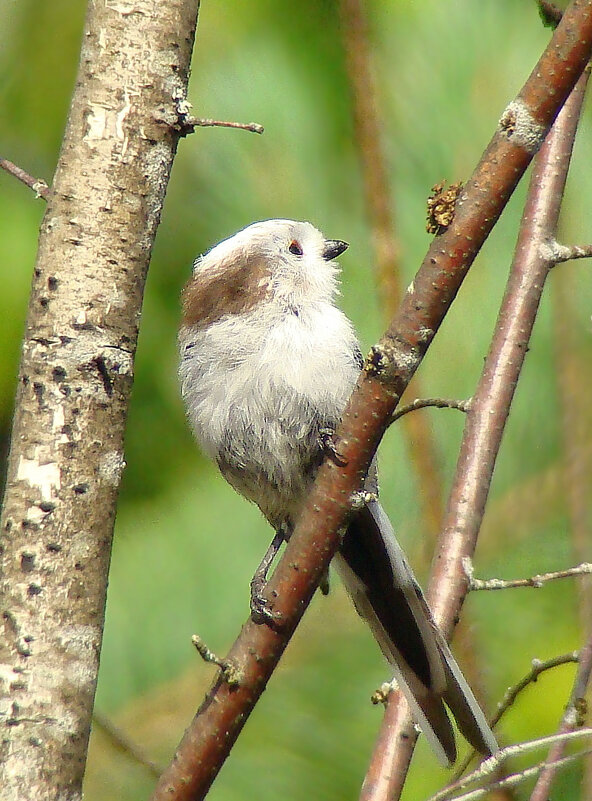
<box><xmin>544</xmin><ymin>240</ymin><xmax>592</xmax><ymax>265</ymax></box>
<box><xmin>529</xmin><ymin>630</ymin><xmax>592</xmax><ymax>801</ymax></box>
<box><xmin>185</xmin><ymin>117</ymin><xmax>264</xmax><ymax>134</ymax></box>
<box><xmin>465</xmin><ymin>559</ymin><xmax>592</xmax><ymax>591</ymax></box>
<box><xmin>191</xmin><ymin>635</ymin><xmax>242</xmax><ymax>687</ymax></box>
<box><xmin>0</xmin><ymin>157</ymin><xmax>49</xmax><ymax>199</ymax></box>
<box><xmin>390</xmin><ymin>397</ymin><xmax>471</xmax><ymax>425</ymax></box>
<box><xmin>496</xmin><ymin>653</ymin><xmax>579</xmax><ymax>725</ymax></box>
<box><xmin>92</xmin><ymin>710</ymin><xmax>163</xmax><ymax>779</ymax></box>
<box><xmin>452</xmin><ymin>652</ymin><xmax>579</xmax><ymax>781</ymax></box>
<box><xmin>440</xmin><ymin>748</ymin><xmax>592</xmax><ymax>801</ymax></box>
<box><xmin>429</xmin><ymin>729</ymin><xmax>592</xmax><ymax>801</ymax></box>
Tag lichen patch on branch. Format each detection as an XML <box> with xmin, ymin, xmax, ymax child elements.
<box><xmin>499</xmin><ymin>100</ymin><xmax>546</xmax><ymax>154</ymax></box>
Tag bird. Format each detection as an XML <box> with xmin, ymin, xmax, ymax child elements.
<box><xmin>178</xmin><ymin>218</ymin><xmax>497</xmax><ymax>765</ymax></box>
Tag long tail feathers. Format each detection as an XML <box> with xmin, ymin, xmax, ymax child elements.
<box><xmin>335</xmin><ymin>500</ymin><xmax>497</xmax><ymax>765</ymax></box>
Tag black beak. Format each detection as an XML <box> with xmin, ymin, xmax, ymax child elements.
<box><xmin>322</xmin><ymin>239</ymin><xmax>349</xmax><ymax>261</ymax></box>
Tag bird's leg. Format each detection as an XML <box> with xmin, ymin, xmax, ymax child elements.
<box><xmin>250</xmin><ymin>529</ymin><xmax>285</xmax><ymax>623</ymax></box>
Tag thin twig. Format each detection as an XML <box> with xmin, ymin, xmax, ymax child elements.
<box><xmin>451</xmin><ymin>652</ymin><xmax>579</xmax><ymax>781</ymax></box>
<box><xmin>465</xmin><ymin>560</ymin><xmax>592</xmax><ymax>591</ymax></box>
<box><xmin>0</xmin><ymin>157</ymin><xmax>49</xmax><ymax>199</ymax></box>
<box><xmin>390</xmin><ymin>397</ymin><xmax>471</xmax><ymax>425</ymax></box>
<box><xmin>92</xmin><ymin>710</ymin><xmax>163</xmax><ymax>779</ymax></box>
<box><xmin>429</xmin><ymin>729</ymin><xmax>592</xmax><ymax>801</ymax></box>
<box><xmin>529</xmin><ymin>631</ymin><xmax>592</xmax><ymax>800</ymax></box>
<box><xmin>495</xmin><ymin>654</ymin><xmax>580</xmax><ymax>726</ymax></box>
<box><xmin>191</xmin><ymin>635</ymin><xmax>242</xmax><ymax>686</ymax></box>
<box><xmin>439</xmin><ymin>748</ymin><xmax>592</xmax><ymax>801</ymax></box>
<box><xmin>184</xmin><ymin>117</ymin><xmax>264</xmax><ymax>134</ymax></box>
<box><xmin>545</xmin><ymin>240</ymin><xmax>592</xmax><ymax>264</ymax></box>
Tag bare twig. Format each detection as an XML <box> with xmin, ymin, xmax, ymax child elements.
<box><xmin>92</xmin><ymin>710</ymin><xmax>163</xmax><ymax>779</ymax></box>
<box><xmin>452</xmin><ymin>652</ymin><xmax>579</xmax><ymax>781</ymax></box>
<box><xmin>150</xmin><ymin>8</ymin><xmax>592</xmax><ymax>799</ymax></box>
<box><xmin>438</xmin><ymin>748</ymin><xmax>592</xmax><ymax>801</ymax></box>
<box><xmin>465</xmin><ymin>560</ymin><xmax>592</xmax><ymax>591</ymax></box>
<box><xmin>495</xmin><ymin>654</ymin><xmax>580</xmax><ymax>726</ymax></box>
<box><xmin>543</xmin><ymin>239</ymin><xmax>592</xmax><ymax>264</ymax></box>
<box><xmin>183</xmin><ymin>117</ymin><xmax>264</xmax><ymax>134</ymax></box>
<box><xmin>529</xmin><ymin>631</ymin><xmax>592</xmax><ymax>800</ymax></box>
<box><xmin>380</xmin><ymin>31</ymin><xmax>592</xmax><ymax>801</ymax></box>
<box><xmin>430</xmin><ymin>730</ymin><xmax>592</xmax><ymax>801</ymax></box>
<box><xmin>191</xmin><ymin>635</ymin><xmax>242</xmax><ymax>686</ymax></box>
<box><xmin>0</xmin><ymin>156</ymin><xmax>49</xmax><ymax>199</ymax></box>
<box><xmin>390</xmin><ymin>397</ymin><xmax>472</xmax><ymax>425</ymax></box>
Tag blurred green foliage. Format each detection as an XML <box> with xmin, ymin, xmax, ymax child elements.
<box><xmin>0</xmin><ymin>1</ymin><xmax>590</xmax><ymax>799</ymax></box>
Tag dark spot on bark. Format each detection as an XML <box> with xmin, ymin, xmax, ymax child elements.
<box><xmin>27</xmin><ymin>583</ymin><xmax>42</xmax><ymax>597</ymax></box>
<box><xmin>20</xmin><ymin>552</ymin><xmax>36</xmax><ymax>572</ymax></box>
<box><xmin>52</xmin><ymin>366</ymin><xmax>67</xmax><ymax>381</ymax></box>
<box><xmin>38</xmin><ymin>501</ymin><xmax>55</xmax><ymax>513</ymax></box>
<box><xmin>39</xmin><ymin>297</ymin><xmax>49</xmax><ymax>308</ymax></box>
<box><xmin>46</xmin><ymin>542</ymin><xmax>62</xmax><ymax>552</ymax></box>
<box><xmin>33</xmin><ymin>382</ymin><xmax>44</xmax><ymax>407</ymax></box>
<box><xmin>72</xmin><ymin>319</ymin><xmax>95</xmax><ymax>331</ymax></box>
<box><xmin>93</xmin><ymin>356</ymin><xmax>113</xmax><ymax>396</ymax></box>
<box><xmin>73</xmin><ymin>483</ymin><xmax>89</xmax><ymax>495</ymax></box>
<box><xmin>48</xmin><ymin>276</ymin><xmax>58</xmax><ymax>290</ymax></box>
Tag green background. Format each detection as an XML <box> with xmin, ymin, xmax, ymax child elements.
<box><xmin>0</xmin><ymin>1</ymin><xmax>590</xmax><ymax>798</ymax></box>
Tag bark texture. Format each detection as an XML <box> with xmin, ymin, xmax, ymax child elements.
<box><xmin>0</xmin><ymin>1</ymin><xmax>199</xmax><ymax>798</ymax></box>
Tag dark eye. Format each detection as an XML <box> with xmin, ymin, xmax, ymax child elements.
<box><xmin>288</xmin><ymin>240</ymin><xmax>303</xmax><ymax>256</ymax></box>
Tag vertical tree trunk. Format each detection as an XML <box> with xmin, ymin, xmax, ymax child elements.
<box><xmin>0</xmin><ymin>2</ymin><xmax>200</xmax><ymax>798</ymax></box>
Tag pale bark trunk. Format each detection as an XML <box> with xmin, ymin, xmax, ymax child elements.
<box><xmin>0</xmin><ymin>1</ymin><xmax>200</xmax><ymax>798</ymax></box>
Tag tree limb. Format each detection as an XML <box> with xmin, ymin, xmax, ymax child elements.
<box><xmin>0</xmin><ymin>1</ymin><xmax>200</xmax><ymax>798</ymax></box>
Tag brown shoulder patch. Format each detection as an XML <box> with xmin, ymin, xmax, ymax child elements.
<box><xmin>181</xmin><ymin>256</ymin><xmax>271</xmax><ymax>328</ymax></box>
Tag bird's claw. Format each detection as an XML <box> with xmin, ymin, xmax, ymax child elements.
<box><xmin>250</xmin><ymin>576</ymin><xmax>277</xmax><ymax>624</ymax></box>
<box><xmin>319</xmin><ymin>428</ymin><xmax>348</xmax><ymax>466</ymax></box>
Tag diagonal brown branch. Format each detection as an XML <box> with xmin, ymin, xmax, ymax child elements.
<box><xmin>371</xmin><ymin>50</ymin><xmax>591</xmax><ymax>801</ymax></box>
<box><xmin>150</xmin><ymin>5</ymin><xmax>592</xmax><ymax>799</ymax></box>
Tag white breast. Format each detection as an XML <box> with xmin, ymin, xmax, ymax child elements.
<box><xmin>179</xmin><ymin>300</ymin><xmax>360</xmax><ymax>525</ymax></box>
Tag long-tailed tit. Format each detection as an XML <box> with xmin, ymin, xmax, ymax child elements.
<box><xmin>178</xmin><ymin>219</ymin><xmax>497</xmax><ymax>765</ymax></box>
